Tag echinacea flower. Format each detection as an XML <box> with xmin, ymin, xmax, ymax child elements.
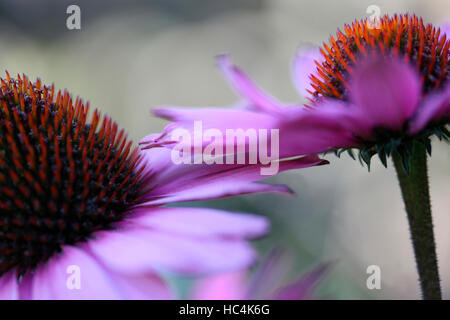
<box><xmin>285</xmin><ymin>15</ymin><xmax>449</xmax><ymax>170</ymax></box>
<box><xmin>0</xmin><ymin>73</ymin><xmax>325</xmax><ymax>300</ymax></box>
<box><xmin>152</xmin><ymin>14</ymin><xmax>449</xmax><ymax>169</ymax></box>
<box><xmin>151</xmin><ymin>13</ymin><xmax>449</xmax><ymax>299</ymax></box>
<box><xmin>192</xmin><ymin>250</ymin><xmax>330</xmax><ymax>300</ymax></box>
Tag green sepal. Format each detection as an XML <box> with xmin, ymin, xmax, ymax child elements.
<box><xmin>375</xmin><ymin>144</ymin><xmax>387</xmax><ymax>168</ymax></box>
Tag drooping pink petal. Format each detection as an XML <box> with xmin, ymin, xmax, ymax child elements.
<box><xmin>291</xmin><ymin>46</ymin><xmax>322</xmax><ymax>98</ymax></box>
<box><xmin>349</xmin><ymin>56</ymin><xmax>422</xmax><ymax>130</ymax></box>
<box><xmin>88</xmin><ymin>217</ymin><xmax>259</xmax><ymax>275</ymax></box>
<box><xmin>138</xmin><ymin>154</ymin><xmax>327</xmax><ymax>206</ymax></box>
<box><xmin>142</xmin><ymin>107</ymin><xmax>281</xmax><ymax>158</ymax></box>
<box><xmin>273</xmin><ymin>101</ymin><xmax>371</xmax><ymax>154</ymax></box>
<box><xmin>151</xmin><ymin>107</ymin><xmax>279</xmax><ymax>135</ymax></box>
<box><xmin>23</xmin><ymin>245</ymin><xmax>171</xmax><ymax>299</ymax></box>
<box><xmin>409</xmin><ymin>84</ymin><xmax>450</xmax><ymax>134</ymax></box>
<box><xmin>138</xmin><ymin>133</ymin><xmax>327</xmax><ymax>206</ymax></box>
<box><xmin>137</xmin><ymin>140</ymin><xmax>287</xmax><ymax>206</ymax></box>
<box><xmin>149</xmin><ymin>102</ymin><xmax>360</xmax><ymax>158</ymax></box>
<box><xmin>144</xmin><ymin>180</ymin><xmax>288</xmax><ymax>206</ymax></box>
<box><xmin>126</xmin><ymin>206</ymin><xmax>269</xmax><ymax>239</ymax></box>
<box><xmin>0</xmin><ymin>271</ymin><xmax>19</xmax><ymax>300</ymax></box>
<box><xmin>216</xmin><ymin>54</ymin><xmax>286</xmax><ymax>115</ymax></box>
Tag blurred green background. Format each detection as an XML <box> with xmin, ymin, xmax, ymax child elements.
<box><xmin>0</xmin><ymin>0</ymin><xmax>449</xmax><ymax>299</ymax></box>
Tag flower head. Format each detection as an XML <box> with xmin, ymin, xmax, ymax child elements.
<box><xmin>0</xmin><ymin>73</ymin><xmax>147</xmax><ymax>276</ymax></box>
<box><xmin>0</xmin><ymin>73</ymin><xmax>281</xmax><ymax>299</ymax></box>
<box><xmin>308</xmin><ymin>14</ymin><xmax>448</xmax><ymax>102</ymax></box>
<box><xmin>152</xmin><ymin>14</ymin><xmax>449</xmax><ymax>171</ymax></box>
<box><xmin>290</xmin><ymin>14</ymin><xmax>450</xmax><ymax>169</ymax></box>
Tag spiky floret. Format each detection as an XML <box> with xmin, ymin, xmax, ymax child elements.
<box><xmin>0</xmin><ymin>73</ymin><xmax>148</xmax><ymax>276</ymax></box>
<box><xmin>310</xmin><ymin>13</ymin><xmax>449</xmax><ymax>102</ymax></box>
<box><xmin>309</xmin><ymin>14</ymin><xmax>450</xmax><ymax>170</ymax></box>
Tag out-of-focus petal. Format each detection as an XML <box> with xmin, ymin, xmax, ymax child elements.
<box><xmin>88</xmin><ymin>217</ymin><xmax>259</xmax><ymax>275</ymax></box>
<box><xmin>216</xmin><ymin>54</ymin><xmax>286</xmax><ymax>115</ymax></box>
<box><xmin>127</xmin><ymin>206</ymin><xmax>269</xmax><ymax>239</ymax></box>
<box><xmin>192</xmin><ymin>272</ymin><xmax>247</xmax><ymax>300</ymax></box>
<box><xmin>24</xmin><ymin>245</ymin><xmax>170</xmax><ymax>299</ymax></box>
<box><xmin>142</xmin><ymin>108</ymin><xmax>281</xmax><ymax>159</ymax></box>
<box><xmin>245</xmin><ymin>248</ymin><xmax>290</xmax><ymax>299</ymax></box>
<box><xmin>105</xmin><ymin>273</ymin><xmax>171</xmax><ymax>300</ymax></box>
<box><xmin>25</xmin><ymin>246</ymin><xmax>123</xmax><ymax>299</ymax></box>
<box><xmin>291</xmin><ymin>46</ymin><xmax>322</xmax><ymax>98</ymax></box>
<box><xmin>349</xmin><ymin>56</ymin><xmax>421</xmax><ymax>130</ymax></box>
<box><xmin>191</xmin><ymin>250</ymin><xmax>331</xmax><ymax>300</ymax></box>
<box><xmin>272</xmin><ymin>263</ymin><xmax>330</xmax><ymax>300</ymax></box>
<box><xmin>0</xmin><ymin>271</ymin><xmax>19</xmax><ymax>300</ymax></box>
<box><xmin>409</xmin><ymin>85</ymin><xmax>450</xmax><ymax>134</ymax></box>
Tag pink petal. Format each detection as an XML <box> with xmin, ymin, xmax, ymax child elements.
<box><xmin>138</xmin><ymin>135</ymin><xmax>296</xmax><ymax>206</ymax></box>
<box><xmin>0</xmin><ymin>270</ymin><xmax>19</xmax><ymax>300</ymax></box>
<box><xmin>25</xmin><ymin>245</ymin><xmax>170</xmax><ymax>299</ymax></box>
<box><xmin>441</xmin><ymin>22</ymin><xmax>450</xmax><ymax>38</ymax></box>
<box><xmin>127</xmin><ymin>206</ymin><xmax>269</xmax><ymax>239</ymax></box>
<box><xmin>144</xmin><ymin>180</ymin><xmax>290</xmax><ymax>206</ymax></box>
<box><xmin>139</xmin><ymin>155</ymin><xmax>327</xmax><ymax>206</ymax></box>
<box><xmin>349</xmin><ymin>56</ymin><xmax>422</xmax><ymax>130</ymax></box>
<box><xmin>409</xmin><ymin>85</ymin><xmax>450</xmax><ymax>134</ymax></box>
<box><xmin>148</xmin><ymin>101</ymin><xmax>360</xmax><ymax>164</ymax></box>
<box><xmin>192</xmin><ymin>272</ymin><xmax>247</xmax><ymax>300</ymax></box>
<box><xmin>139</xmin><ymin>126</ymin><xmax>328</xmax><ymax>206</ymax></box>
<box><xmin>147</xmin><ymin>105</ymin><xmax>330</xmax><ymax>159</ymax></box>
<box><xmin>25</xmin><ymin>246</ymin><xmax>121</xmax><ymax>299</ymax></box>
<box><xmin>151</xmin><ymin>107</ymin><xmax>279</xmax><ymax>133</ymax></box>
<box><xmin>216</xmin><ymin>54</ymin><xmax>285</xmax><ymax>114</ymax></box>
<box><xmin>88</xmin><ymin>224</ymin><xmax>258</xmax><ymax>275</ymax></box>
<box><xmin>149</xmin><ymin>103</ymin><xmax>358</xmax><ymax>158</ymax></box>
<box><xmin>275</xmin><ymin>101</ymin><xmax>370</xmax><ymax>154</ymax></box>
<box><xmin>291</xmin><ymin>47</ymin><xmax>322</xmax><ymax>98</ymax></box>
<box><xmin>105</xmin><ymin>273</ymin><xmax>171</xmax><ymax>300</ymax></box>
<box><xmin>143</xmin><ymin>107</ymin><xmax>281</xmax><ymax>159</ymax></box>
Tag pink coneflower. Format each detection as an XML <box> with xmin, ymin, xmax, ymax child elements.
<box><xmin>153</xmin><ymin>15</ymin><xmax>449</xmax><ymax>168</ymax></box>
<box><xmin>152</xmin><ymin>14</ymin><xmax>449</xmax><ymax>299</ymax></box>
<box><xmin>0</xmin><ymin>73</ymin><xmax>326</xmax><ymax>299</ymax></box>
<box><xmin>285</xmin><ymin>15</ymin><xmax>449</xmax><ymax>169</ymax></box>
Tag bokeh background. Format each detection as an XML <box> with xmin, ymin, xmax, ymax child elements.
<box><xmin>0</xmin><ymin>0</ymin><xmax>448</xmax><ymax>299</ymax></box>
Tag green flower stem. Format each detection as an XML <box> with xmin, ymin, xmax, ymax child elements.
<box><xmin>393</xmin><ymin>142</ymin><xmax>441</xmax><ymax>300</ymax></box>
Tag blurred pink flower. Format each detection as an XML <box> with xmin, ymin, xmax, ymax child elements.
<box><xmin>192</xmin><ymin>250</ymin><xmax>330</xmax><ymax>300</ymax></box>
